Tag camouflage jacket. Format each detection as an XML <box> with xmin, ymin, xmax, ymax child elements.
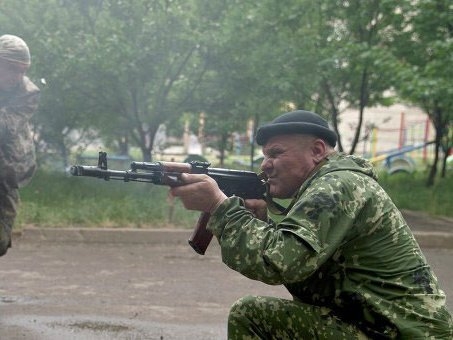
<box><xmin>0</xmin><ymin>76</ymin><xmax>40</xmax><ymax>188</ymax></box>
<box><xmin>208</xmin><ymin>152</ymin><xmax>453</xmax><ymax>339</ymax></box>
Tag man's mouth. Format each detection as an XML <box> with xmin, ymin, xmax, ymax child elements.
<box><xmin>258</xmin><ymin>172</ymin><xmax>275</xmax><ymax>185</ymax></box>
<box><xmin>266</xmin><ymin>176</ymin><xmax>277</xmax><ymax>184</ymax></box>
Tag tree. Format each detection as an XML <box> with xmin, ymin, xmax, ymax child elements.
<box><xmin>191</xmin><ymin>0</ymin><xmax>284</xmax><ymax>166</ymax></box>
<box><xmin>2</xmin><ymin>0</ymin><xmax>211</xmax><ymax>162</ymax></box>
<box><xmin>304</xmin><ymin>0</ymin><xmax>400</xmax><ymax>154</ymax></box>
<box><xmin>3</xmin><ymin>0</ymin><xmax>451</xmax><ymax>177</ymax></box>
<box><xmin>210</xmin><ymin>0</ymin><xmax>401</xmax><ymax>156</ymax></box>
<box><xmin>1</xmin><ymin>0</ymin><xmax>104</xmax><ymax>168</ymax></box>
<box><xmin>67</xmin><ymin>0</ymin><xmax>210</xmax><ymax>161</ymax></box>
<box><xmin>391</xmin><ymin>0</ymin><xmax>453</xmax><ymax>185</ymax></box>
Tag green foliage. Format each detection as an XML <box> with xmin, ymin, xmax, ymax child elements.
<box><xmin>16</xmin><ymin>170</ymin><xmax>199</xmax><ymax>229</ymax></box>
<box><xmin>2</xmin><ymin>0</ymin><xmax>211</xmax><ymax>162</ymax></box>
<box><xmin>379</xmin><ymin>170</ymin><xmax>453</xmax><ymax>217</ymax></box>
<box><xmin>1</xmin><ymin>0</ymin><xmax>452</xmax><ymax>184</ymax></box>
<box><xmin>389</xmin><ymin>0</ymin><xmax>453</xmax><ymax>184</ymax></box>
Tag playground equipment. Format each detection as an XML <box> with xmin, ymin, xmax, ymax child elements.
<box><xmin>369</xmin><ymin>141</ymin><xmax>435</xmax><ymax>174</ymax></box>
<box><xmin>366</xmin><ymin>112</ymin><xmax>435</xmax><ymax>174</ymax></box>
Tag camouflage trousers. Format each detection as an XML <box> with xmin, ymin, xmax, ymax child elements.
<box><xmin>0</xmin><ymin>183</ymin><xmax>18</xmax><ymax>256</ymax></box>
<box><xmin>228</xmin><ymin>295</ymin><xmax>370</xmax><ymax>340</ymax></box>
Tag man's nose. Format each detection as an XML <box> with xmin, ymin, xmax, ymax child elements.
<box><xmin>260</xmin><ymin>157</ymin><xmax>271</xmax><ymax>171</ymax></box>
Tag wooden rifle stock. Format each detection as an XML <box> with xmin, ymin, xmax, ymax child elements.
<box><xmin>188</xmin><ymin>212</ymin><xmax>213</xmax><ymax>255</ymax></box>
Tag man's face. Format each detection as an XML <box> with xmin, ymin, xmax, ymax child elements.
<box><xmin>0</xmin><ymin>60</ymin><xmax>28</xmax><ymax>91</ymax></box>
<box><xmin>261</xmin><ymin>134</ymin><xmax>318</xmax><ymax>199</ymax></box>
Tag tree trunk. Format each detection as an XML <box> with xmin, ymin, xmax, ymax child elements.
<box><xmin>141</xmin><ymin>147</ymin><xmax>152</xmax><ymax>162</ymax></box>
<box><xmin>321</xmin><ymin>79</ymin><xmax>344</xmax><ymax>152</ymax></box>
<box><xmin>426</xmin><ymin>107</ymin><xmax>442</xmax><ymax>186</ymax></box>
<box><xmin>217</xmin><ymin>133</ymin><xmax>229</xmax><ymax>167</ymax></box>
<box><xmin>117</xmin><ymin>135</ymin><xmax>129</xmax><ymax>156</ymax></box>
<box><xmin>426</xmin><ymin>139</ymin><xmax>439</xmax><ymax>187</ymax></box>
<box><xmin>441</xmin><ymin>151</ymin><xmax>447</xmax><ymax>178</ymax></box>
<box><xmin>250</xmin><ymin>114</ymin><xmax>259</xmax><ymax>171</ymax></box>
<box><xmin>349</xmin><ymin>68</ymin><xmax>369</xmax><ymax>155</ymax></box>
<box><xmin>440</xmin><ymin>133</ymin><xmax>452</xmax><ymax>178</ymax></box>
<box><xmin>60</xmin><ymin>142</ymin><xmax>69</xmax><ymax>172</ymax></box>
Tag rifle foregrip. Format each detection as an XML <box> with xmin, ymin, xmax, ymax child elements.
<box><xmin>188</xmin><ymin>212</ymin><xmax>213</xmax><ymax>255</ymax></box>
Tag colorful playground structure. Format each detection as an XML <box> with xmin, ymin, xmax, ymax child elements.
<box><xmin>367</xmin><ymin>112</ymin><xmax>435</xmax><ymax>174</ymax></box>
<box><xmin>369</xmin><ymin>141</ymin><xmax>435</xmax><ymax>174</ymax></box>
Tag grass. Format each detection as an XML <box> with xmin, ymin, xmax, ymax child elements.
<box><xmin>379</xmin><ymin>170</ymin><xmax>453</xmax><ymax>217</ymax></box>
<box><xmin>16</xmin><ymin>170</ymin><xmax>199</xmax><ymax>230</ymax></box>
<box><xmin>15</xmin><ymin>167</ymin><xmax>453</xmax><ymax>230</ymax></box>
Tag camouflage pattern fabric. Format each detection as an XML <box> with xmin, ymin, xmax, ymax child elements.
<box><xmin>0</xmin><ymin>174</ymin><xmax>18</xmax><ymax>256</ymax></box>
<box><xmin>0</xmin><ymin>76</ymin><xmax>40</xmax><ymax>186</ymax></box>
<box><xmin>0</xmin><ymin>76</ymin><xmax>40</xmax><ymax>254</ymax></box>
<box><xmin>208</xmin><ymin>153</ymin><xmax>453</xmax><ymax>339</ymax></box>
<box><xmin>0</xmin><ymin>34</ymin><xmax>31</xmax><ymax>66</ymax></box>
<box><xmin>228</xmin><ymin>295</ymin><xmax>371</xmax><ymax>339</ymax></box>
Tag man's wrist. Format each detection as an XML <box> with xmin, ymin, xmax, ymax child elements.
<box><xmin>209</xmin><ymin>193</ymin><xmax>228</xmax><ymax>214</ymax></box>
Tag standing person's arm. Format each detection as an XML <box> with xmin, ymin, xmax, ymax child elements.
<box><xmin>0</xmin><ymin>81</ymin><xmax>40</xmax><ymax>186</ymax></box>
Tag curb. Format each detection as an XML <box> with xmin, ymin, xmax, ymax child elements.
<box><xmin>413</xmin><ymin>231</ymin><xmax>453</xmax><ymax>249</ymax></box>
<box><xmin>15</xmin><ymin>228</ymin><xmax>192</xmax><ymax>246</ymax></box>
<box><xmin>13</xmin><ymin>228</ymin><xmax>453</xmax><ymax>249</ymax></box>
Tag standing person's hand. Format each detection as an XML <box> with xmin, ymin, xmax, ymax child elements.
<box><xmin>170</xmin><ymin>173</ymin><xmax>227</xmax><ymax>213</ymax></box>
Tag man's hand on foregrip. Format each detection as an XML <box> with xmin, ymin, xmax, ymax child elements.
<box><xmin>170</xmin><ymin>173</ymin><xmax>228</xmax><ymax>213</ymax></box>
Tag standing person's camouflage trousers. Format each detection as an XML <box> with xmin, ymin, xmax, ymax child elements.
<box><xmin>0</xmin><ymin>168</ymin><xmax>18</xmax><ymax>255</ymax></box>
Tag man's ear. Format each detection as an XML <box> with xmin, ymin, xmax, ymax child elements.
<box><xmin>312</xmin><ymin>139</ymin><xmax>327</xmax><ymax>164</ymax></box>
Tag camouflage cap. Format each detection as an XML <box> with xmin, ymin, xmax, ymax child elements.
<box><xmin>0</xmin><ymin>34</ymin><xmax>31</xmax><ymax>66</ymax></box>
<box><xmin>256</xmin><ymin>110</ymin><xmax>337</xmax><ymax>147</ymax></box>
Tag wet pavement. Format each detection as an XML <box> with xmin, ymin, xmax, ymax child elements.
<box><xmin>0</xmin><ymin>241</ymin><xmax>290</xmax><ymax>339</ymax></box>
<box><xmin>1</xmin><ymin>235</ymin><xmax>452</xmax><ymax>340</ymax></box>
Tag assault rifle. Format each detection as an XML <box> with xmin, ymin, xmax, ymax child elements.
<box><xmin>70</xmin><ymin>152</ymin><xmax>267</xmax><ymax>255</ymax></box>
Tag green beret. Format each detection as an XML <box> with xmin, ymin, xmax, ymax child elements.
<box><xmin>256</xmin><ymin>110</ymin><xmax>337</xmax><ymax>147</ymax></box>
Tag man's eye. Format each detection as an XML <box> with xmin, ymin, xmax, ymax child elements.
<box><xmin>267</xmin><ymin>151</ymin><xmax>281</xmax><ymax>159</ymax></box>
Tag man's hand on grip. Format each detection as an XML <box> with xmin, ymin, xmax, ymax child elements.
<box><xmin>170</xmin><ymin>173</ymin><xmax>227</xmax><ymax>213</ymax></box>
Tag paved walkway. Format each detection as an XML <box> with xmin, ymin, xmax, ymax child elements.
<box><xmin>1</xmin><ymin>241</ymin><xmax>452</xmax><ymax>339</ymax></box>
<box><xmin>1</xmin><ymin>210</ymin><xmax>451</xmax><ymax>339</ymax></box>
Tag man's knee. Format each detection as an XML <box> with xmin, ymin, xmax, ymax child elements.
<box><xmin>229</xmin><ymin>295</ymin><xmax>257</xmax><ymax>320</ymax></box>
<box><xmin>228</xmin><ymin>295</ymin><xmax>260</xmax><ymax>339</ymax></box>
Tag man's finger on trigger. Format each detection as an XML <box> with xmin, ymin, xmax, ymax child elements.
<box><xmin>172</xmin><ymin>173</ymin><xmax>195</xmax><ymax>185</ymax></box>
<box><xmin>180</xmin><ymin>173</ymin><xmax>206</xmax><ymax>184</ymax></box>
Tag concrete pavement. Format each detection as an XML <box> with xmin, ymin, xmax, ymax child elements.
<box><xmin>1</xmin><ymin>235</ymin><xmax>453</xmax><ymax>340</ymax></box>
<box><xmin>2</xmin><ymin>210</ymin><xmax>452</xmax><ymax>339</ymax></box>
